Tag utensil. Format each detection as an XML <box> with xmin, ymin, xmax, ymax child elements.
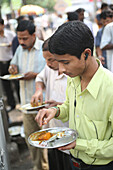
<box><xmin>19</xmin><ymin>103</ymin><xmax>48</xmax><ymax>111</ymax></box>
<box><xmin>0</xmin><ymin>74</ymin><xmax>24</xmax><ymax>80</ymax></box>
<box><xmin>28</xmin><ymin>127</ymin><xmax>78</xmax><ymax>149</ymax></box>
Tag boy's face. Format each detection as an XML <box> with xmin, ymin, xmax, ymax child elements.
<box><xmin>43</xmin><ymin>51</ymin><xmax>59</xmax><ymax>70</ymax></box>
<box><xmin>101</xmin><ymin>17</ymin><xmax>113</xmax><ymax>26</ymax></box>
<box><xmin>53</xmin><ymin>53</ymin><xmax>87</xmax><ymax>78</ymax></box>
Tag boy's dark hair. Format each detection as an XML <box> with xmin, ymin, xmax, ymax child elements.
<box><xmin>42</xmin><ymin>38</ymin><xmax>50</xmax><ymax>51</ymax></box>
<box><xmin>49</xmin><ymin>21</ymin><xmax>94</xmax><ymax>59</ymax></box>
<box><xmin>109</xmin><ymin>4</ymin><xmax>113</xmax><ymax>11</ymax></box>
<box><xmin>16</xmin><ymin>20</ymin><xmax>35</xmax><ymax>35</ymax></box>
<box><xmin>100</xmin><ymin>10</ymin><xmax>113</xmax><ymax>19</ymax></box>
<box><xmin>0</xmin><ymin>18</ymin><xmax>4</xmax><ymax>25</ymax></box>
<box><xmin>75</xmin><ymin>8</ymin><xmax>85</xmax><ymax>14</ymax></box>
<box><xmin>67</xmin><ymin>11</ymin><xmax>78</xmax><ymax>21</ymax></box>
<box><xmin>101</xmin><ymin>3</ymin><xmax>108</xmax><ymax>10</ymax></box>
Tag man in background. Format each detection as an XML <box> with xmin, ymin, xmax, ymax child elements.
<box><xmin>100</xmin><ymin>13</ymin><xmax>113</xmax><ymax>72</ymax></box>
<box><xmin>31</xmin><ymin>39</ymin><xmax>71</xmax><ymax>170</ymax></box>
<box><xmin>95</xmin><ymin>9</ymin><xmax>113</xmax><ymax>68</ymax></box>
<box><xmin>0</xmin><ymin>18</ymin><xmax>16</xmax><ymax>112</ymax></box>
<box><xmin>8</xmin><ymin>20</ymin><xmax>48</xmax><ymax>170</ymax></box>
<box><xmin>67</xmin><ymin>11</ymin><xmax>78</xmax><ymax>21</ymax></box>
<box><xmin>75</xmin><ymin>8</ymin><xmax>94</xmax><ymax>35</ymax></box>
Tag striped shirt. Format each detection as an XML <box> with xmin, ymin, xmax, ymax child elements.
<box><xmin>10</xmin><ymin>38</ymin><xmax>45</xmax><ymax>105</ymax></box>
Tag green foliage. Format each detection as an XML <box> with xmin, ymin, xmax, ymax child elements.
<box><xmin>24</xmin><ymin>0</ymin><xmax>56</xmax><ymax>11</ymax></box>
<box><xmin>64</xmin><ymin>0</ymin><xmax>71</xmax><ymax>6</ymax></box>
<box><xmin>0</xmin><ymin>0</ymin><xmax>10</xmax><ymax>5</ymax></box>
<box><xmin>0</xmin><ymin>0</ymin><xmax>56</xmax><ymax>13</ymax></box>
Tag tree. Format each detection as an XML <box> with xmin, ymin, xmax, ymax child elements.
<box><xmin>23</xmin><ymin>0</ymin><xmax>56</xmax><ymax>11</ymax></box>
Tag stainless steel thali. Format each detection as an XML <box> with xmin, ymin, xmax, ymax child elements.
<box><xmin>28</xmin><ymin>127</ymin><xmax>78</xmax><ymax>149</ymax></box>
<box><xmin>0</xmin><ymin>43</ymin><xmax>10</xmax><ymax>47</ymax></box>
<box><xmin>19</xmin><ymin>103</ymin><xmax>48</xmax><ymax>112</ymax></box>
<box><xmin>0</xmin><ymin>74</ymin><xmax>24</xmax><ymax>80</ymax></box>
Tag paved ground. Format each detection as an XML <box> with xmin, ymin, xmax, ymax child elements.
<box><xmin>10</xmin><ymin>142</ymin><xmax>33</xmax><ymax>170</ymax></box>
<box><xmin>8</xmin><ymin>109</ymin><xmax>33</xmax><ymax>170</ymax></box>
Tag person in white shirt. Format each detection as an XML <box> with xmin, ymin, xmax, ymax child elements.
<box><xmin>0</xmin><ymin>18</ymin><xmax>16</xmax><ymax>112</ymax></box>
<box><xmin>8</xmin><ymin>20</ymin><xmax>48</xmax><ymax>170</ymax></box>
<box><xmin>75</xmin><ymin>8</ymin><xmax>94</xmax><ymax>36</ymax></box>
<box><xmin>100</xmin><ymin>22</ymin><xmax>113</xmax><ymax>72</ymax></box>
<box><xmin>52</xmin><ymin>13</ymin><xmax>66</xmax><ymax>32</ymax></box>
<box><xmin>31</xmin><ymin>39</ymin><xmax>72</xmax><ymax>170</ymax></box>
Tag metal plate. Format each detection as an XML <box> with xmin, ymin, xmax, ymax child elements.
<box><xmin>19</xmin><ymin>103</ymin><xmax>48</xmax><ymax>111</ymax></box>
<box><xmin>0</xmin><ymin>43</ymin><xmax>9</xmax><ymax>47</ymax></box>
<box><xmin>8</xmin><ymin>126</ymin><xmax>21</xmax><ymax>136</ymax></box>
<box><xmin>28</xmin><ymin>127</ymin><xmax>78</xmax><ymax>149</ymax></box>
<box><xmin>0</xmin><ymin>74</ymin><xmax>24</xmax><ymax>80</ymax></box>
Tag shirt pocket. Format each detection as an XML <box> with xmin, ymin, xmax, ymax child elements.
<box><xmin>90</xmin><ymin>119</ymin><xmax>109</xmax><ymax>140</ymax></box>
<box><xmin>76</xmin><ymin>114</ymin><xmax>109</xmax><ymax>140</ymax></box>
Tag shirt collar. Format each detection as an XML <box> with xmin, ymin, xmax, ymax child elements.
<box><xmin>1</xmin><ymin>29</ymin><xmax>7</xmax><ymax>37</ymax></box>
<box><xmin>69</xmin><ymin>59</ymin><xmax>104</xmax><ymax>99</ymax></box>
<box><xmin>56</xmin><ymin>73</ymin><xmax>68</xmax><ymax>80</ymax></box>
<box><xmin>52</xmin><ymin>69</ymin><xmax>67</xmax><ymax>80</ymax></box>
<box><xmin>87</xmin><ymin>59</ymin><xmax>104</xmax><ymax>99</ymax></box>
<box><xmin>33</xmin><ymin>37</ymin><xmax>42</xmax><ymax>50</ymax></box>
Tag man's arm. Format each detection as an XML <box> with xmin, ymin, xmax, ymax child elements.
<box><xmin>95</xmin><ymin>29</ymin><xmax>105</xmax><ymax>65</ymax></box>
<box><xmin>23</xmin><ymin>72</ymin><xmax>38</xmax><ymax>80</ymax></box>
<box><xmin>8</xmin><ymin>64</ymin><xmax>18</xmax><ymax>74</ymax></box>
<box><xmin>35</xmin><ymin>78</ymin><xmax>70</xmax><ymax>126</ymax></box>
<box><xmin>31</xmin><ymin>81</ymin><xmax>45</xmax><ymax>105</ymax></box>
<box><xmin>35</xmin><ymin>107</ymin><xmax>60</xmax><ymax>127</ymax></box>
<box><xmin>9</xmin><ymin>45</ymin><xmax>20</xmax><ymax>74</ymax></box>
<box><xmin>101</xmin><ymin>44</ymin><xmax>113</xmax><ymax>50</ymax></box>
<box><xmin>45</xmin><ymin>100</ymin><xmax>63</xmax><ymax>108</ymax></box>
<box><xmin>96</xmin><ymin>47</ymin><xmax>105</xmax><ymax>65</ymax></box>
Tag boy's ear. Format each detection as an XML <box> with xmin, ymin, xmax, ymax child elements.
<box><xmin>85</xmin><ymin>53</ymin><xmax>88</xmax><ymax>60</ymax></box>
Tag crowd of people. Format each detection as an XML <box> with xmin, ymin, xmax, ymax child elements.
<box><xmin>1</xmin><ymin>2</ymin><xmax>113</xmax><ymax>170</ymax></box>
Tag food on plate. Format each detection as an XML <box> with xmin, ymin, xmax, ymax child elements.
<box><xmin>31</xmin><ymin>102</ymin><xmax>43</xmax><ymax>107</ymax></box>
<box><xmin>57</xmin><ymin>131</ymin><xmax>65</xmax><ymax>138</ymax></box>
<box><xmin>9</xmin><ymin>74</ymin><xmax>22</xmax><ymax>79</ymax></box>
<box><xmin>0</xmin><ymin>43</ymin><xmax>9</xmax><ymax>46</ymax></box>
<box><xmin>38</xmin><ymin>132</ymin><xmax>54</xmax><ymax>140</ymax></box>
<box><xmin>30</xmin><ymin>131</ymin><xmax>46</xmax><ymax>141</ymax></box>
<box><xmin>30</xmin><ymin>131</ymin><xmax>54</xmax><ymax>141</ymax></box>
<box><xmin>28</xmin><ymin>127</ymin><xmax>77</xmax><ymax>148</ymax></box>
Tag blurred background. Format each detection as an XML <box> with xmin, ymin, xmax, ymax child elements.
<box><xmin>0</xmin><ymin>0</ymin><xmax>113</xmax><ymax>169</ymax></box>
<box><xmin>0</xmin><ymin>0</ymin><xmax>112</xmax><ymax>33</ymax></box>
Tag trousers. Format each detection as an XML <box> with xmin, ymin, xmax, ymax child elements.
<box><xmin>0</xmin><ymin>61</ymin><xmax>16</xmax><ymax>107</ymax></box>
<box><xmin>70</xmin><ymin>157</ymin><xmax>113</xmax><ymax>170</ymax></box>
<box><xmin>23</xmin><ymin>114</ymin><xmax>49</xmax><ymax>170</ymax></box>
<box><xmin>48</xmin><ymin>149</ymin><xmax>72</xmax><ymax>170</ymax></box>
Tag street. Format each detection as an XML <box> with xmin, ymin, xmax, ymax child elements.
<box><xmin>8</xmin><ymin>109</ymin><xmax>33</xmax><ymax>170</ymax></box>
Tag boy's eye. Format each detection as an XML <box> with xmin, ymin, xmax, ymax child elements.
<box><xmin>64</xmin><ymin>62</ymin><xmax>69</xmax><ymax>65</ymax></box>
<box><xmin>48</xmin><ymin>59</ymin><xmax>55</xmax><ymax>62</ymax></box>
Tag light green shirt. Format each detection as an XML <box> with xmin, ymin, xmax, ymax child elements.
<box><xmin>58</xmin><ymin>61</ymin><xmax>113</xmax><ymax>165</ymax></box>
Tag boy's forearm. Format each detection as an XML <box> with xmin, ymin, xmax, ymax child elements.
<box><xmin>36</xmin><ymin>82</ymin><xmax>45</xmax><ymax>91</ymax></box>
